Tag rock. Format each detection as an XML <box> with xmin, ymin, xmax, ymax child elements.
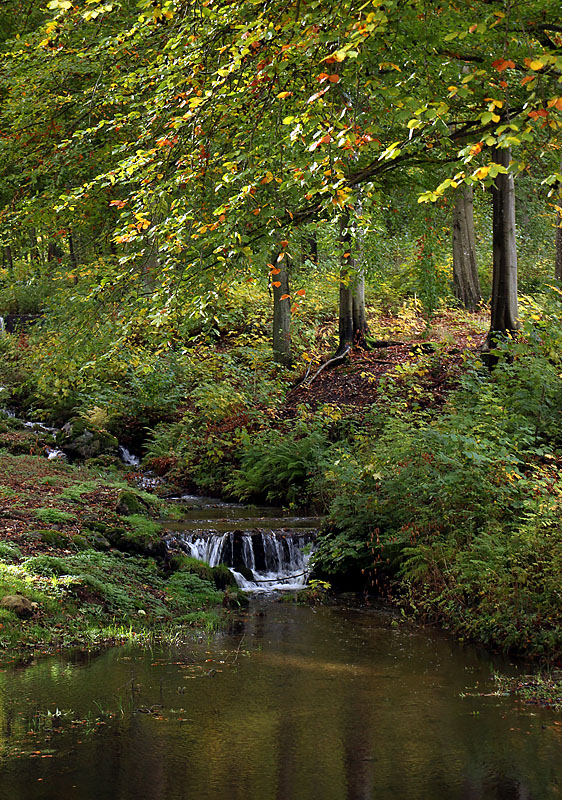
<box><xmin>116</xmin><ymin>490</ymin><xmax>151</xmax><ymax>516</ymax></box>
<box><xmin>39</xmin><ymin>530</ymin><xmax>70</xmax><ymax>548</ymax></box>
<box><xmin>86</xmin><ymin>532</ymin><xmax>111</xmax><ymax>551</ymax></box>
<box><xmin>58</xmin><ymin>417</ymin><xmax>118</xmax><ymax>460</ymax></box>
<box><xmin>1</xmin><ymin>594</ymin><xmax>35</xmax><ymax>619</ymax></box>
<box><xmin>71</xmin><ymin>535</ymin><xmax>92</xmax><ymax>551</ymax></box>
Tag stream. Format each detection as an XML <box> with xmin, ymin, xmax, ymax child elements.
<box><xmin>0</xmin><ymin>499</ymin><xmax>561</xmax><ymax>799</ymax></box>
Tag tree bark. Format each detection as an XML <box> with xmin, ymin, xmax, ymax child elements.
<box><xmin>336</xmin><ymin>213</ymin><xmax>354</xmax><ymax>358</ymax></box>
<box><xmin>352</xmin><ymin>271</ymin><xmax>369</xmax><ymax>345</ymax></box>
<box><xmin>488</xmin><ymin>146</ymin><xmax>519</xmax><ymax>343</ymax></box>
<box><xmin>3</xmin><ymin>246</ymin><xmax>13</xmax><ymax>273</ymax></box>
<box><xmin>554</xmin><ymin>203</ymin><xmax>562</xmax><ymax>281</ymax></box>
<box><xmin>272</xmin><ymin>251</ymin><xmax>292</xmax><ymax>365</ymax></box>
<box><xmin>452</xmin><ymin>185</ymin><xmax>481</xmax><ymax>311</ymax></box>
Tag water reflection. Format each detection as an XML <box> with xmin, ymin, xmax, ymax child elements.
<box><xmin>0</xmin><ymin>603</ymin><xmax>561</xmax><ymax>800</ymax></box>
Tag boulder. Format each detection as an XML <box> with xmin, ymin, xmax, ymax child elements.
<box><xmin>58</xmin><ymin>417</ymin><xmax>118</xmax><ymax>460</ymax></box>
<box><xmin>1</xmin><ymin>594</ymin><xmax>35</xmax><ymax>619</ymax></box>
<box><xmin>116</xmin><ymin>490</ymin><xmax>151</xmax><ymax>516</ymax></box>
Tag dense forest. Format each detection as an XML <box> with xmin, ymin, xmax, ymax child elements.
<box><xmin>0</xmin><ymin>0</ymin><xmax>561</xmax><ymax>674</ymax></box>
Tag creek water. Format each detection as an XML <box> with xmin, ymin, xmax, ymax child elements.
<box><xmin>1</xmin><ymin>497</ymin><xmax>561</xmax><ymax>799</ymax></box>
<box><xmin>0</xmin><ymin>603</ymin><xmax>561</xmax><ymax>800</ymax></box>
<box><xmin>164</xmin><ymin>495</ymin><xmax>317</xmax><ymax>591</ymax></box>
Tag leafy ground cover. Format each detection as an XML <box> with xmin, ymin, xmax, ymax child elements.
<box><xmin>0</xmin><ymin>449</ymin><xmax>244</xmax><ymax>658</ymax></box>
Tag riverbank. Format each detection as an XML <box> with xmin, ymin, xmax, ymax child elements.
<box><xmin>0</xmin><ymin>438</ymin><xmax>248</xmax><ymax>657</ymax></box>
<box><xmin>1</xmin><ymin>301</ymin><xmax>562</xmax><ymax>672</ymax></box>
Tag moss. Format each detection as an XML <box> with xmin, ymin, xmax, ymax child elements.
<box><xmin>33</xmin><ymin>508</ymin><xmax>76</xmax><ymax>525</ymax></box>
<box><xmin>39</xmin><ymin>529</ymin><xmax>71</xmax><ymax>548</ymax></box>
<box><xmin>59</xmin><ymin>481</ymin><xmax>100</xmax><ymax>503</ymax></box>
<box><xmin>116</xmin><ymin>489</ymin><xmax>152</xmax><ymax>516</ymax></box>
<box><xmin>0</xmin><ymin>542</ymin><xmax>22</xmax><ymax>561</ymax></box>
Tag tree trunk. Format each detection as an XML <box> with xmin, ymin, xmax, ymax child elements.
<box><xmin>554</xmin><ymin>203</ymin><xmax>562</xmax><ymax>281</ymax></box>
<box><xmin>302</xmin><ymin>233</ymin><xmax>317</xmax><ymax>268</ymax></box>
<box><xmin>488</xmin><ymin>146</ymin><xmax>519</xmax><ymax>343</ymax></box>
<box><xmin>452</xmin><ymin>185</ymin><xmax>481</xmax><ymax>311</ymax></box>
<box><xmin>335</xmin><ymin>213</ymin><xmax>355</xmax><ymax>357</ymax></box>
<box><xmin>272</xmin><ymin>252</ymin><xmax>292</xmax><ymax>365</ymax></box>
<box><xmin>68</xmin><ymin>231</ymin><xmax>79</xmax><ymax>284</ymax></box>
<box><xmin>3</xmin><ymin>246</ymin><xmax>13</xmax><ymax>273</ymax></box>
<box><xmin>352</xmin><ymin>270</ymin><xmax>369</xmax><ymax>345</ymax></box>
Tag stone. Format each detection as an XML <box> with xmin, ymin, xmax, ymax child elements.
<box><xmin>1</xmin><ymin>594</ymin><xmax>35</xmax><ymax>619</ymax></box>
<box><xmin>58</xmin><ymin>417</ymin><xmax>118</xmax><ymax>460</ymax></box>
<box><xmin>116</xmin><ymin>490</ymin><xmax>151</xmax><ymax>516</ymax></box>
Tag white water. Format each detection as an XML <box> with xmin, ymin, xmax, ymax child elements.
<box><xmin>119</xmin><ymin>446</ymin><xmax>141</xmax><ymax>466</ymax></box>
<box><xmin>177</xmin><ymin>530</ymin><xmax>314</xmax><ymax>593</ymax></box>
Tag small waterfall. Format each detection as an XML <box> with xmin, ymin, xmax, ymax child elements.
<box><xmin>175</xmin><ymin>528</ymin><xmax>316</xmax><ymax>593</ymax></box>
<box><xmin>119</xmin><ymin>446</ymin><xmax>141</xmax><ymax>466</ymax></box>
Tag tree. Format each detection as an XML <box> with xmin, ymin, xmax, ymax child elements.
<box><xmin>452</xmin><ymin>186</ymin><xmax>481</xmax><ymax>311</ymax></box>
<box><xmin>271</xmin><ymin>249</ymin><xmax>292</xmax><ymax>365</ymax></box>
<box><xmin>489</xmin><ymin>146</ymin><xmax>519</xmax><ymax>340</ymax></box>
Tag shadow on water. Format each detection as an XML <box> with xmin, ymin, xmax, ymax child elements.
<box><xmin>0</xmin><ymin>601</ymin><xmax>561</xmax><ymax>800</ymax></box>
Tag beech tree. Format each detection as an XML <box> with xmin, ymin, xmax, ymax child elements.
<box><xmin>1</xmin><ymin>0</ymin><xmax>562</xmax><ymax>357</ymax></box>
<box><xmin>452</xmin><ymin>186</ymin><xmax>481</xmax><ymax>311</ymax></box>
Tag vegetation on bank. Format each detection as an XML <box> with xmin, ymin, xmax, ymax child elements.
<box><xmin>0</xmin><ymin>448</ymin><xmax>246</xmax><ymax>657</ymax></box>
<box><xmin>1</xmin><ymin>284</ymin><xmax>562</xmax><ymax>665</ymax></box>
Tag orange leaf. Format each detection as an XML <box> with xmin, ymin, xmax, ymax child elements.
<box><xmin>521</xmin><ymin>76</ymin><xmax>535</xmax><ymax>86</ymax></box>
<box><xmin>272</xmin><ymin>281</ymin><xmax>281</xmax><ymax>287</ymax></box>
<box><xmin>328</xmin><ymin>74</ymin><xmax>340</xmax><ymax>83</ymax></box>
<box><xmin>280</xmin><ymin>239</ymin><xmax>288</xmax><ymax>247</ymax></box>
<box><xmin>296</xmin><ymin>289</ymin><xmax>306</xmax><ymax>296</ymax></box>
<box><xmin>280</xmin><ymin>293</ymin><xmax>290</xmax><ymax>300</ymax></box>
<box><xmin>270</xmin><ymin>266</ymin><xmax>281</xmax><ymax>274</ymax></box>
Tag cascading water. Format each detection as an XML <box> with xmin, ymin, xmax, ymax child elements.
<box><xmin>178</xmin><ymin>529</ymin><xmax>315</xmax><ymax>592</ymax></box>
<box><xmin>166</xmin><ymin>497</ymin><xmax>318</xmax><ymax>592</ymax></box>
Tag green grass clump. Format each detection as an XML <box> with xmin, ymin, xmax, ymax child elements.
<box><xmin>0</xmin><ymin>542</ymin><xmax>21</xmax><ymax>562</ymax></box>
<box><xmin>165</xmin><ymin>571</ymin><xmax>222</xmax><ymax>609</ymax></box>
<box><xmin>33</xmin><ymin>508</ymin><xmax>76</xmax><ymax>525</ymax></box>
<box><xmin>59</xmin><ymin>481</ymin><xmax>100</xmax><ymax>503</ymax></box>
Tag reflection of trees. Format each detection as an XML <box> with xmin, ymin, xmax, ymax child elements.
<box><xmin>0</xmin><ymin>608</ymin><xmax>560</xmax><ymax>800</ymax></box>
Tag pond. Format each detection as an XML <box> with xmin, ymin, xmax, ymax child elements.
<box><xmin>0</xmin><ymin>601</ymin><xmax>561</xmax><ymax>800</ymax></box>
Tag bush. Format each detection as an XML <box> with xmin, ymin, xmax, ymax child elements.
<box><xmin>228</xmin><ymin>419</ymin><xmax>330</xmax><ymax>504</ymax></box>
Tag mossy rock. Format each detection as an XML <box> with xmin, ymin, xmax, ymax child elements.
<box><xmin>1</xmin><ymin>594</ymin><xmax>35</xmax><ymax>619</ymax></box>
<box><xmin>169</xmin><ymin>555</ymin><xmax>238</xmax><ymax>590</ymax></box>
<box><xmin>105</xmin><ymin>521</ymin><xmax>167</xmax><ymax>559</ymax></box>
<box><xmin>222</xmin><ymin>588</ymin><xmax>250</xmax><ymax>608</ymax></box>
<box><xmin>23</xmin><ymin>529</ymin><xmax>71</xmax><ymax>548</ymax></box>
<box><xmin>58</xmin><ymin>417</ymin><xmax>118</xmax><ymax>460</ymax></box>
<box><xmin>71</xmin><ymin>535</ymin><xmax>93</xmax><ymax>551</ymax></box>
<box><xmin>86</xmin><ymin>532</ymin><xmax>111</xmax><ymax>551</ymax></box>
<box><xmin>83</xmin><ymin>520</ymin><xmax>110</xmax><ymax>534</ymax></box>
<box><xmin>86</xmin><ymin>454</ymin><xmax>123</xmax><ymax>470</ymax></box>
<box><xmin>116</xmin><ymin>490</ymin><xmax>152</xmax><ymax>516</ymax></box>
